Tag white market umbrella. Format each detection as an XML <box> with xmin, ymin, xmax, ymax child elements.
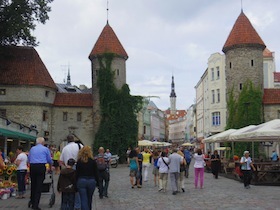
<box><xmin>227</xmin><ymin>125</ymin><xmax>257</xmax><ymax>141</ymax></box>
<box><xmin>229</xmin><ymin>119</ymin><xmax>280</xmax><ymax>142</ymax></box>
<box><xmin>203</xmin><ymin>129</ymin><xmax>237</xmax><ymax>143</ymax></box>
<box><xmin>138</xmin><ymin>140</ymin><xmax>153</xmax><ymax>146</ymax></box>
<box><xmin>182</xmin><ymin>142</ymin><xmax>195</xmax><ymax>146</ymax></box>
<box><xmin>152</xmin><ymin>141</ymin><xmax>164</xmax><ymax>146</ymax></box>
<box><xmin>211</xmin><ymin>129</ymin><xmax>237</xmax><ymax>142</ymax></box>
<box><xmin>161</xmin><ymin>142</ymin><xmax>172</xmax><ymax>147</ymax></box>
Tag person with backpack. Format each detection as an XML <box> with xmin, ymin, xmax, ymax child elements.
<box><xmin>59</xmin><ymin>134</ymin><xmax>83</xmax><ymax>210</ymax></box>
<box><xmin>57</xmin><ymin>158</ymin><xmax>76</xmax><ymax>210</ymax></box>
<box><xmin>183</xmin><ymin>148</ymin><xmax>192</xmax><ymax>178</ymax></box>
<box><xmin>96</xmin><ymin>147</ymin><xmax>110</xmax><ymax>199</ymax></box>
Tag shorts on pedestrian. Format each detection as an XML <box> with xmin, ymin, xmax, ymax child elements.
<box><xmin>129</xmin><ymin>169</ymin><xmax>137</xmax><ymax>177</ymax></box>
<box><xmin>152</xmin><ymin>167</ymin><xmax>159</xmax><ymax>176</ymax></box>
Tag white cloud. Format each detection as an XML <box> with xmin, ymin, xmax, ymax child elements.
<box><xmin>33</xmin><ymin>0</ymin><xmax>280</xmax><ymax>110</ymax></box>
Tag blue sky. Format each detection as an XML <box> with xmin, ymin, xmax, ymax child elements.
<box><xmin>34</xmin><ymin>0</ymin><xmax>280</xmax><ymax>110</ymax></box>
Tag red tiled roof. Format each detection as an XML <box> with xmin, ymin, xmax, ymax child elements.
<box><xmin>263</xmin><ymin>48</ymin><xmax>273</xmax><ymax>58</ymax></box>
<box><xmin>89</xmin><ymin>23</ymin><xmax>128</xmax><ymax>60</ymax></box>
<box><xmin>263</xmin><ymin>89</ymin><xmax>280</xmax><ymax>104</ymax></box>
<box><xmin>54</xmin><ymin>93</ymin><xmax>93</xmax><ymax>107</ymax></box>
<box><xmin>274</xmin><ymin>72</ymin><xmax>280</xmax><ymax>83</ymax></box>
<box><xmin>166</xmin><ymin>110</ymin><xmax>187</xmax><ymax>120</ymax></box>
<box><xmin>223</xmin><ymin>11</ymin><xmax>266</xmax><ymax>53</ymax></box>
<box><xmin>0</xmin><ymin>46</ymin><xmax>56</xmax><ymax>89</ymax></box>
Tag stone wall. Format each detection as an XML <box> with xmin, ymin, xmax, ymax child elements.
<box><xmin>263</xmin><ymin>105</ymin><xmax>280</xmax><ymax>122</ymax></box>
<box><xmin>0</xmin><ymin>85</ymin><xmax>56</xmax><ymax>103</ymax></box>
<box><xmin>225</xmin><ymin>47</ymin><xmax>264</xmax><ymax>99</ymax></box>
<box><xmin>51</xmin><ymin>107</ymin><xmax>93</xmax><ymax>147</ymax></box>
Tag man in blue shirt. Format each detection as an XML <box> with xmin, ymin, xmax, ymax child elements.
<box><xmin>271</xmin><ymin>150</ymin><xmax>279</xmax><ymax>162</ymax></box>
<box><xmin>28</xmin><ymin>137</ymin><xmax>52</xmax><ymax>210</ymax></box>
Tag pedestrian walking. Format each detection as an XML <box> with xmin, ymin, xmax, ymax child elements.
<box><xmin>57</xmin><ymin>158</ymin><xmax>76</xmax><ymax>210</ymax></box>
<box><xmin>135</xmin><ymin>147</ymin><xmax>143</xmax><ymax>186</ymax></box>
<box><xmin>183</xmin><ymin>148</ymin><xmax>192</xmax><ymax>178</ymax></box>
<box><xmin>168</xmin><ymin>148</ymin><xmax>183</xmax><ymax>195</ymax></box>
<box><xmin>193</xmin><ymin>148</ymin><xmax>205</xmax><ymax>189</ymax></box>
<box><xmin>76</xmin><ymin>146</ymin><xmax>99</xmax><ymax>210</ymax></box>
<box><xmin>128</xmin><ymin>149</ymin><xmax>140</xmax><ymax>188</ymax></box>
<box><xmin>53</xmin><ymin>147</ymin><xmax>61</xmax><ymax>175</ymax></box>
<box><xmin>210</xmin><ymin>150</ymin><xmax>221</xmax><ymax>179</ymax></box>
<box><xmin>28</xmin><ymin>137</ymin><xmax>53</xmax><ymax>210</ymax></box>
<box><xmin>105</xmin><ymin>149</ymin><xmax>112</xmax><ymax>161</ymax></box>
<box><xmin>157</xmin><ymin>151</ymin><xmax>169</xmax><ymax>192</ymax></box>
<box><xmin>96</xmin><ymin>147</ymin><xmax>110</xmax><ymax>199</ymax></box>
<box><xmin>60</xmin><ymin>134</ymin><xmax>83</xmax><ymax>210</ymax></box>
<box><xmin>142</xmin><ymin>147</ymin><xmax>152</xmax><ymax>182</ymax></box>
<box><xmin>177</xmin><ymin>150</ymin><xmax>186</xmax><ymax>192</ymax></box>
<box><xmin>240</xmin><ymin>151</ymin><xmax>256</xmax><ymax>189</ymax></box>
<box><xmin>14</xmin><ymin>145</ymin><xmax>28</xmax><ymax>199</ymax></box>
<box><xmin>126</xmin><ymin>147</ymin><xmax>131</xmax><ymax>166</ymax></box>
<box><xmin>152</xmin><ymin>150</ymin><xmax>160</xmax><ymax>187</ymax></box>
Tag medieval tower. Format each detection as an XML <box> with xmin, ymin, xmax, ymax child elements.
<box><xmin>88</xmin><ymin>21</ymin><xmax>128</xmax><ymax>141</ymax></box>
<box><xmin>222</xmin><ymin>11</ymin><xmax>266</xmax><ymax>99</ymax></box>
<box><xmin>170</xmin><ymin>75</ymin><xmax>177</xmax><ymax>115</ymax></box>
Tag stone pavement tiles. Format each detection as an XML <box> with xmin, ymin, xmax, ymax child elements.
<box><xmin>0</xmin><ymin>162</ymin><xmax>279</xmax><ymax>210</ymax></box>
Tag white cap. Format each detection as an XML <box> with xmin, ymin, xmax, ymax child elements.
<box><xmin>243</xmin><ymin>151</ymin><xmax>250</xmax><ymax>155</ymax></box>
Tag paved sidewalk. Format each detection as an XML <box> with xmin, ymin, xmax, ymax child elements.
<box><xmin>0</xmin><ymin>162</ymin><xmax>279</xmax><ymax>210</ymax></box>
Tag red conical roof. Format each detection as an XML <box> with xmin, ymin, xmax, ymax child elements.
<box><xmin>89</xmin><ymin>23</ymin><xmax>128</xmax><ymax>60</ymax></box>
<box><xmin>222</xmin><ymin>11</ymin><xmax>266</xmax><ymax>53</ymax></box>
<box><xmin>0</xmin><ymin>46</ymin><xmax>57</xmax><ymax>89</ymax></box>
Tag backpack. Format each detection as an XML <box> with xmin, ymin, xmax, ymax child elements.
<box><xmin>96</xmin><ymin>155</ymin><xmax>107</xmax><ymax>171</ymax></box>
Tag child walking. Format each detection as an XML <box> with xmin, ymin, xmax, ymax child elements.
<box><xmin>57</xmin><ymin>158</ymin><xmax>76</xmax><ymax>210</ymax></box>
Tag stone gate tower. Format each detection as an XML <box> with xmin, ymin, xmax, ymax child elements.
<box><xmin>89</xmin><ymin>22</ymin><xmax>128</xmax><ymax>142</ymax></box>
<box><xmin>222</xmin><ymin>11</ymin><xmax>266</xmax><ymax>99</ymax></box>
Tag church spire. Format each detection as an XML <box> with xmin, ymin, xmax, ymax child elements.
<box><xmin>170</xmin><ymin>75</ymin><xmax>176</xmax><ymax>97</ymax></box>
<box><xmin>66</xmin><ymin>66</ymin><xmax>71</xmax><ymax>86</ymax></box>
<box><xmin>170</xmin><ymin>75</ymin><xmax>176</xmax><ymax>115</ymax></box>
<box><xmin>106</xmin><ymin>0</ymin><xmax>109</xmax><ymax>24</ymax></box>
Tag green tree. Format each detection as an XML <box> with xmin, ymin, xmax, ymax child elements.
<box><xmin>0</xmin><ymin>0</ymin><xmax>53</xmax><ymax>46</ymax></box>
<box><xmin>226</xmin><ymin>81</ymin><xmax>263</xmax><ymax>157</ymax></box>
<box><xmin>94</xmin><ymin>53</ymin><xmax>143</xmax><ymax>161</ymax></box>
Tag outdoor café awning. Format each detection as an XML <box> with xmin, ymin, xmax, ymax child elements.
<box><xmin>0</xmin><ymin>127</ymin><xmax>36</xmax><ymax>141</ymax></box>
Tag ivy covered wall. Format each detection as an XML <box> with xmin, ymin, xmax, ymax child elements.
<box><xmin>93</xmin><ymin>53</ymin><xmax>142</xmax><ymax>161</ymax></box>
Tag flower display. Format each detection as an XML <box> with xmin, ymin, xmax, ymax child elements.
<box><xmin>0</xmin><ymin>164</ymin><xmax>17</xmax><ymax>180</ymax></box>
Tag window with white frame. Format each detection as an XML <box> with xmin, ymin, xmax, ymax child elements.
<box><xmin>211</xmin><ymin>68</ymin><xmax>214</xmax><ymax>80</ymax></box>
<box><xmin>212</xmin><ymin>112</ymin><xmax>221</xmax><ymax>126</ymax></box>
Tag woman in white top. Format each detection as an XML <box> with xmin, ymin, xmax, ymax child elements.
<box><xmin>157</xmin><ymin>151</ymin><xmax>169</xmax><ymax>192</ymax></box>
<box><xmin>15</xmin><ymin>145</ymin><xmax>28</xmax><ymax>198</ymax></box>
<box><xmin>240</xmin><ymin>151</ymin><xmax>256</xmax><ymax>189</ymax></box>
<box><xmin>193</xmin><ymin>148</ymin><xmax>205</xmax><ymax>189</ymax></box>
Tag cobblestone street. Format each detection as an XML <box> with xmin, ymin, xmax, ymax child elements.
<box><xmin>0</xmin><ymin>162</ymin><xmax>279</xmax><ymax>210</ymax></box>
